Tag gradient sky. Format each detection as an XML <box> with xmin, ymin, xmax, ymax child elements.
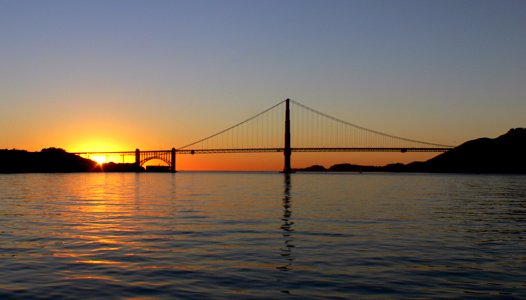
<box><xmin>1</xmin><ymin>0</ymin><xmax>525</xmax><ymax>170</ymax></box>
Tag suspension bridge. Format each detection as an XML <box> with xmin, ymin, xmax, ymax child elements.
<box><xmin>74</xmin><ymin>99</ymin><xmax>454</xmax><ymax>173</ymax></box>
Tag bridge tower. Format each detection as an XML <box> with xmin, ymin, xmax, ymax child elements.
<box><xmin>283</xmin><ymin>98</ymin><xmax>292</xmax><ymax>173</ymax></box>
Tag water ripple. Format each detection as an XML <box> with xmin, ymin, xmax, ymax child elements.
<box><xmin>0</xmin><ymin>173</ymin><xmax>525</xmax><ymax>299</ymax></box>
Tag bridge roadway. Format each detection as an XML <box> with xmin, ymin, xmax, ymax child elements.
<box><xmin>73</xmin><ymin>147</ymin><xmax>452</xmax><ymax>172</ymax></box>
<box><xmin>74</xmin><ymin>147</ymin><xmax>450</xmax><ymax>156</ymax></box>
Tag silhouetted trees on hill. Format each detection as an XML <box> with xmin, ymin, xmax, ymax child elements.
<box><xmin>0</xmin><ymin>148</ymin><xmax>97</xmax><ymax>173</ymax></box>
<box><xmin>0</xmin><ymin>148</ymin><xmax>149</xmax><ymax>173</ymax></box>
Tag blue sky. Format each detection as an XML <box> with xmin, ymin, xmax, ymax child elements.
<box><xmin>1</xmin><ymin>0</ymin><xmax>525</xmax><ymax>158</ymax></box>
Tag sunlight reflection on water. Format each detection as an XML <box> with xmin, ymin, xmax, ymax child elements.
<box><xmin>0</xmin><ymin>172</ymin><xmax>525</xmax><ymax>299</ymax></box>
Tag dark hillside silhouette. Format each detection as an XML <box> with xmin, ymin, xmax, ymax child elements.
<box><xmin>415</xmin><ymin>128</ymin><xmax>526</xmax><ymax>173</ymax></box>
<box><xmin>0</xmin><ymin>148</ymin><xmax>97</xmax><ymax>173</ymax></box>
<box><xmin>297</xmin><ymin>128</ymin><xmax>526</xmax><ymax>174</ymax></box>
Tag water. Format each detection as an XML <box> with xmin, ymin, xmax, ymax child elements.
<box><xmin>0</xmin><ymin>172</ymin><xmax>525</xmax><ymax>299</ymax></box>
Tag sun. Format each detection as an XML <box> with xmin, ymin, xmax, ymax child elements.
<box><xmin>91</xmin><ymin>155</ymin><xmax>107</xmax><ymax>165</ymax></box>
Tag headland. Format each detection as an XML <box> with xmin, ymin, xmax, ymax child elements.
<box><xmin>295</xmin><ymin>128</ymin><xmax>526</xmax><ymax>174</ymax></box>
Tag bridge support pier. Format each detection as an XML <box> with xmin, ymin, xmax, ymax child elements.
<box><xmin>171</xmin><ymin>148</ymin><xmax>176</xmax><ymax>173</ymax></box>
<box><xmin>135</xmin><ymin>149</ymin><xmax>140</xmax><ymax>170</ymax></box>
<box><xmin>283</xmin><ymin>98</ymin><xmax>292</xmax><ymax>173</ymax></box>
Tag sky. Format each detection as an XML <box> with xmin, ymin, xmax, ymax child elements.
<box><xmin>1</xmin><ymin>0</ymin><xmax>525</xmax><ymax>170</ymax></box>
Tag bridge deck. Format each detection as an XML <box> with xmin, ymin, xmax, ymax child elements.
<box><xmin>177</xmin><ymin>147</ymin><xmax>451</xmax><ymax>154</ymax></box>
<box><xmin>73</xmin><ymin>147</ymin><xmax>451</xmax><ymax>156</ymax></box>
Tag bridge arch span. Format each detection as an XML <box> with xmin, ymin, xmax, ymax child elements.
<box><xmin>135</xmin><ymin>149</ymin><xmax>176</xmax><ymax>172</ymax></box>
<box><xmin>140</xmin><ymin>157</ymin><xmax>171</xmax><ymax>167</ymax></box>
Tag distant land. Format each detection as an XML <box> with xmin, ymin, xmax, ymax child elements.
<box><xmin>1</xmin><ymin>128</ymin><xmax>525</xmax><ymax>173</ymax></box>
<box><xmin>295</xmin><ymin>128</ymin><xmax>526</xmax><ymax>174</ymax></box>
<box><xmin>0</xmin><ymin>148</ymin><xmax>97</xmax><ymax>173</ymax></box>
<box><xmin>0</xmin><ymin>148</ymin><xmax>144</xmax><ymax>173</ymax></box>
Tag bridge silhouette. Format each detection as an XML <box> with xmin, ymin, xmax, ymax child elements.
<box><xmin>74</xmin><ymin>99</ymin><xmax>453</xmax><ymax>173</ymax></box>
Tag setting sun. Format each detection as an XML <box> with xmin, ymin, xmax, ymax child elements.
<box><xmin>91</xmin><ymin>155</ymin><xmax>107</xmax><ymax>165</ymax></box>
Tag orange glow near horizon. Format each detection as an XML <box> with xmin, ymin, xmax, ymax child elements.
<box><xmin>67</xmin><ymin>140</ymin><xmax>131</xmax><ymax>153</ymax></box>
<box><xmin>175</xmin><ymin>152</ymin><xmax>438</xmax><ymax>171</ymax></box>
<box><xmin>90</xmin><ymin>155</ymin><xmax>107</xmax><ymax>165</ymax></box>
<box><xmin>62</xmin><ymin>138</ymin><xmax>441</xmax><ymax>171</ymax></box>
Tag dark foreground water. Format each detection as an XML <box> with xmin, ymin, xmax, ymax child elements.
<box><xmin>0</xmin><ymin>172</ymin><xmax>525</xmax><ymax>299</ymax></box>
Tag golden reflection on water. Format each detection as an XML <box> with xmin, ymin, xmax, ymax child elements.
<box><xmin>47</xmin><ymin>174</ymin><xmax>180</xmax><ymax>276</ymax></box>
<box><xmin>45</xmin><ymin>173</ymin><xmax>263</xmax><ymax>286</ymax></box>
<box><xmin>75</xmin><ymin>259</ymin><xmax>124</xmax><ymax>265</ymax></box>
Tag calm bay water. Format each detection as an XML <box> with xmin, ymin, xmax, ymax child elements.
<box><xmin>0</xmin><ymin>172</ymin><xmax>525</xmax><ymax>299</ymax></box>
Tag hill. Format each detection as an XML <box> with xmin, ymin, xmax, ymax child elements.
<box><xmin>412</xmin><ymin>128</ymin><xmax>526</xmax><ymax>173</ymax></box>
<box><xmin>0</xmin><ymin>148</ymin><xmax>97</xmax><ymax>173</ymax></box>
<box><xmin>296</xmin><ymin>128</ymin><xmax>526</xmax><ymax>174</ymax></box>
